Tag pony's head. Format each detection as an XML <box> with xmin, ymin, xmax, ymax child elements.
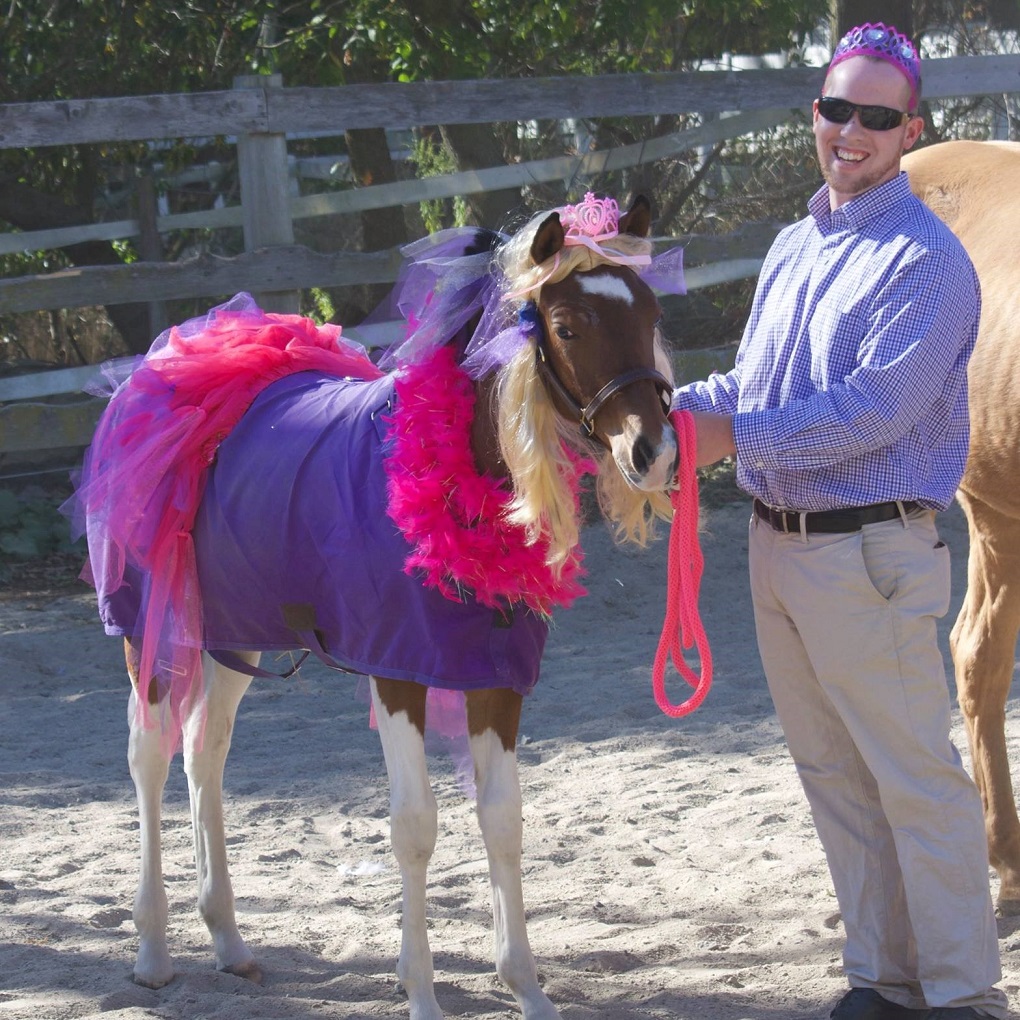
<box><xmin>492</xmin><ymin>195</ymin><xmax>678</xmax><ymax>566</ymax></box>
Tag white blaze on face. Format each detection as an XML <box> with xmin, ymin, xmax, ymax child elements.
<box><xmin>578</xmin><ymin>272</ymin><xmax>635</xmax><ymax>305</ymax></box>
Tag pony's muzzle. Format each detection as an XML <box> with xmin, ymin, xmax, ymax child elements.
<box><xmin>612</xmin><ymin>416</ymin><xmax>678</xmax><ymax>490</ymax></box>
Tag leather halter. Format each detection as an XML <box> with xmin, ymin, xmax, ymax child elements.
<box><xmin>535</xmin><ymin>338</ymin><xmax>673</xmax><ymax>447</ymax></box>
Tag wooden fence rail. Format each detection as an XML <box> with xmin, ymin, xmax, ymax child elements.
<box><xmin>3</xmin><ymin>58</ymin><xmax>1014</xmax><ymax>149</ymax></box>
<box><xmin>1</xmin><ymin>57</ymin><xmax>1017</xmax><ymax>464</ymax></box>
<box><xmin>2</xmin><ymin>58</ymin><xmax>1016</xmax><ymax>262</ymax></box>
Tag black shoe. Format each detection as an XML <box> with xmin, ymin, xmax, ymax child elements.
<box><xmin>830</xmin><ymin>988</ymin><xmax>928</xmax><ymax>1019</ymax></box>
<box><xmin>926</xmin><ymin>1009</ymin><xmax>986</xmax><ymax>1018</ymax></box>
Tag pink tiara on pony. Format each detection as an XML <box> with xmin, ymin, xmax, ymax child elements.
<box><xmin>561</xmin><ymin>192</ymin><xmax>618</xmax><ymax>240</ymax></box>
<box><xmin>828</xmin><ymin>22</ymin><xmax>921</xmax><ymax>111</ymax></box>
<box><xmin>502</xmin><ymin>192</ymin><xmax>652</xmax><ymax>301</ymax></box>
<box><xmin>557</xmin><ymin>191</ymin><xmax>650</xmax><ymax>266</ymax></box>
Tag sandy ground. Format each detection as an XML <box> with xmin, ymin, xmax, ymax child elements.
<box><xmin>2</xmin><ymin>496</ymin><xmax>1019</xmax><ymax>1020</ymax></box>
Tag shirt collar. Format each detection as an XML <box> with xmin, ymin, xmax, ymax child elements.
<box><xmin>808</xmin><ymin>171</ymin><xmax>913</xmax><ymax>231</ymax></box>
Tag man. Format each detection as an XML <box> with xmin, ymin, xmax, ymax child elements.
<box><xmin>672</xmin><ymin>23</ymin><xmax>1008</xmax><ymax>1020</ymax></box>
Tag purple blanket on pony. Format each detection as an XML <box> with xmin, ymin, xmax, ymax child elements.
<box><xmin>70</xmin><ymin>292</ymin><xmax>588</xmax><ymax>740</ymax></box>
<box><xmin>191</xmin><ymin>366</ymin><xmax>549</xmax><ymax>691</ymax></box>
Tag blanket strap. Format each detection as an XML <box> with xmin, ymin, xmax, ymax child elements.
<box><xmin>207</xmin><ymin>603</ymin><xmax>361</xmax><ymax>679</ymax></box>
<box><xmin>208</xmin><ymin>647</ymin><xmax>310</xmax><ymax>680</ymax></box>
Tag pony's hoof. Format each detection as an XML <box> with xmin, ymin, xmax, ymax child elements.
<box><xmin>133</xmin><ymin>946</ymin><xmax>174</xmax><ymax>989</ymax></box>
<box><xmin>219</xmin><ymin>958</ymin><xmax>263</xmax><ymax>984</ymax></box>
<box><xmin>133</xmin><ymin>968</ymin><xmax>174</xmax><ymax>990</ymax></box>
<box><xmin>996</xmin><ymin>895</ymin><xmax>1020</xmax><ymax>917</ymax></box>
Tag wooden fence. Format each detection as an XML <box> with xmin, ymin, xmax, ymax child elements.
<box><xmin>1</xmin><ymin>56</ymin><xmax>1018</xmax><ymax>468</ymax></box>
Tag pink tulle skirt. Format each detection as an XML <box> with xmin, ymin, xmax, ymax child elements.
<box><xmin>71</xmin><ymin>294</ymin><xmax>382</xmax><ymax>739</ymax></box>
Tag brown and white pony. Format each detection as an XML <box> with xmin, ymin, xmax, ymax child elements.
<box><xmin>86</xmin><ymin>196</ymin><xmax>678</xmax><ymax>1019</ymax></box>
<box><xmin>904</xmin><ymin>140</ymin><xmax>1020</xmax><ymax>913</ymax></box>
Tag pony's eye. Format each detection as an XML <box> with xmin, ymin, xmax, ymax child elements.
<box><xmin>554</xmin><ymin>325</ymin><xmax>576</xmax><ymax>341</ymax></box>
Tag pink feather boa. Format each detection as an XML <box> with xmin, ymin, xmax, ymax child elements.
<box><xmin>384</xmin><ymin>345</ymin><xmax>593</xmax><ymax>616</ymax></box>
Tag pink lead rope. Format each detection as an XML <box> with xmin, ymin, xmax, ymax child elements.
<box><xmin>652</xmin><ymin>409</ymin><xmax>713</xmax><ymax>716</ymax></box>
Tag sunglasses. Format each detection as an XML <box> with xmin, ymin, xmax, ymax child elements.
<box><xmin>817</xmin><ymin>96</ymin><xmax>909</xmax><ymax>131</ymax></box>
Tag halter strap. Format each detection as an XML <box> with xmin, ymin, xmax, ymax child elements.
<box><xmin>535</xmin><ymin>340</ymin><xmax>672</xmax><ymax>444</ymax></box>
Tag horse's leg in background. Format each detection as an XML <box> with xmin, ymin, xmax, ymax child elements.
<box><xmin>181</xmin><ymin>652</ymin><xmax>260</xmax><ymax>978</ymax></box>
<box><xmin>466</xmin><ymin>689</ymin><xmax>561</xmax><ymax>1020</ymax></box>
<box><xmin>951</xmin><ymin>494</ymin><xmax>1020</xmax><ymax>913</ymax></box>
<box><xmin>125</xmin><ymin>638</ymin><xmax>177</xmax><ymax>988</ymax></box>
<box><xmin>371</xmin><ymin>676</ymin><xmax>443</xmax><ymax>1020</ymax></box>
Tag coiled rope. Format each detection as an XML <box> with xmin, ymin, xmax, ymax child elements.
<box><xmin>652</xmin><ymin>409</ymin><xmax>713</xmax><ymax>716</ymax></box>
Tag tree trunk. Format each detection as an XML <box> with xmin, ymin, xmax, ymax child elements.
<box><xmin>344</xmin><ymin>126</ymin><xmax>406</xmax><ymax>252</ymax></box>
<box><xmin>439</xmin><ymin>122</ymin><xmax>524</xmax><ymax>231</ymax></box>
<box><xmin>338</xmin><ymin>47</ymin><xmax>410</xmax><ymax>324</ymax></box>
<box><xmin>405</xmin><ymin>0</ymin><xmax>523</xmax><ymax>230</ymax></box>
<box><xmin>341</xmin><ymin>124</ymin><xmax>408</xmax><ymax>321</ymax></box>
<box><xmin>831</xmin><ymin>0</ymin><xmax>914</xmax><ymax>41</ymax></box>
<box><xmin>0</xmin><ymin>174</ymin><xmax>161</xmax><ymax>355</ymax></box>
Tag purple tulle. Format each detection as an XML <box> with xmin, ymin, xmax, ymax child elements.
<box><xmin>372</xmin><ymin>227</ymin><xmax>685</xmax><ymax>380</ymax></box>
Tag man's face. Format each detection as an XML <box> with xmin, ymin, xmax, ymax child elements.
<box><xmin>813</xmin><ymin>56</ymin><xmax>924</xmax><ymax>208</ymax></box>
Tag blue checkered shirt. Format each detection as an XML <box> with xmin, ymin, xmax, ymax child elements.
<box><xmin>673</xmin><ymin>172</ymin><xmax>981</xmax><ymax>512</ymax></box>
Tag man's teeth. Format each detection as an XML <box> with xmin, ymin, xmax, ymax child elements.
<box><xmin>836</xmin><ymin>148</ymin><xmax>866</xmax><ymax>162</ymax></box>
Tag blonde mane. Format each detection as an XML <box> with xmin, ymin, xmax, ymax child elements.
<box><xmin>490</xmin><ymin>208</ymin><xmax>675</xmax><ymax>569</ymax></box>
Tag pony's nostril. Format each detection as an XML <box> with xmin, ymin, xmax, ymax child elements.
<box><xmin>631</xmin><ymin>434</ymin><xmax>654</xmax><ymax>476</ymax></box>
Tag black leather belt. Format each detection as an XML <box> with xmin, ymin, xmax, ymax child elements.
<box><xmin>753</xmin><ymin>498</ymin><xmax>921</xmax><ymax>534</ymax></box>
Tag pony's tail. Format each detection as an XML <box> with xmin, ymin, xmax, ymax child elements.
<box><xmin>496</xmin><ymin>344</ymin><xmax>581</xmax><ymax>569</ymax></box>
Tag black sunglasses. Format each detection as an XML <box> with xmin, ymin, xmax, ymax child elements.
<box><xmin>817</xmin><ymin>96</ymin><xmax>909</xmax><ymax>132</ymax></box>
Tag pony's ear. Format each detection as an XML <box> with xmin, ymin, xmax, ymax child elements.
<box><xmin>530</xmin><ymin>212</ymin><xmax>565</xmax><ymax>266</ymax></box>
<box><xmin>619</xmin><ymin>195</ymin><xmax>652</xmax><ymax>238</ymax></box>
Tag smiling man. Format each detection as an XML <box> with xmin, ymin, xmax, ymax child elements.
<box><xmin>671</xmin><ymin>22</ymin><xmax>1008</xmax><ymax>1020</ymax></box>
<box><xmin>815</xmin><ymin>33</ymin><xmax>924</xmax><ymax>203</ymax></box>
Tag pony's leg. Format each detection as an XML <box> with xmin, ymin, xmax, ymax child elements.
<box><xmin>181</xmin><ymin>651</ymin><xmax>260</xmax><ymax>978</ymax></box>
<box><xmin>125</xmin><ymin>639</ymin><xmax>176</xmax><ymax>988</ymax></box>
<box><xmin>466</xmin><ymin>689</ymin><xmax>561</xmax><ymax>1020</ymax></box>
<box><xmin>951</xmin><ymin>494</ymin><xmax>1020</xmax><ymax>913</ymax></box>
<box><xmin>371</xmin><ymin>677</ymin><xmax>443</xmax><ymax>1020</ymax></box>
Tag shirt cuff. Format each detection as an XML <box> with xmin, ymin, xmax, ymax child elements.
<box><xmin>732</xmin><ymin>410</ymin><xmax>774</xmax><ymax>471</ymax></box>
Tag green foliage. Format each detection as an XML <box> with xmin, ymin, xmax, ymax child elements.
<box><xmin>411</xmin><ymin>137</ymin><xmax>469</xmax><ymax>233</ymax></box>
<box><xmin>306</xmin><ymin>287</ymin><xmax>336</xmax><ymax>324</ymax></box>
<box><xmin>0</xmin><ymin>0</ymin><xmax>828</xmax><ymax>269</ymax></box>
<box><xmin>317</xmin><ymin>0</ymin><xmax>827</xmax><ymax>83</ymax></box>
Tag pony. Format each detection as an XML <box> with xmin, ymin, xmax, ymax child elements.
<box><xmin>68</xmin><ymin>193</ymin><xmax>684</xmax><ymax>1019</ymax></box>
<box><xmin>903</xmin><ymin>140</ymin><xmax>1020</xmax><ymax>914</ymax></box>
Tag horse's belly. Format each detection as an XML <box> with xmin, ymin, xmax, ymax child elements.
<box><xmin>193</xmin><ymin>372</ymin><xmax>547</xmax><ymax>694</ymax></box>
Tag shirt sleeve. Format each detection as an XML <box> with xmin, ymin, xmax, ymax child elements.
<box><xmin>733</xmin><ymin>243</ymin><xmax>980</xmax><ymax>471</ymax></box>
<box><xmin>671</xmin><ymin>365</ymin><xmax>741</xmax><ymax>414</ymax></box>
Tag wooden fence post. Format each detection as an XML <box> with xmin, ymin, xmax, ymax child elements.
<box><xmin>233</xmin><ymin>73</ymin><xmax>300</xmax><ymax>314</ymax></box>
<box><xmin>136</xmin><ymin>173</ymin><xmax>168</xmax><ymax>338</ymax></box>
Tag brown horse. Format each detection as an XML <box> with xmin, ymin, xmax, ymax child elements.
<box><xmin>73</xmin><ymin>195</ymin><xmax>680</xmax><ymax>1019</ymax></box>
<box><xmin>904</xmin><ymin>139</ymin><xmax>1020</xmax><ymax>913</ymax></box>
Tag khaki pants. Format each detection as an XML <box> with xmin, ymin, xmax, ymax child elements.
<box><xmin>748</xmin><ymin>508</ymin><xmax>1006</xmax><ymax>1016</ymax></box>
